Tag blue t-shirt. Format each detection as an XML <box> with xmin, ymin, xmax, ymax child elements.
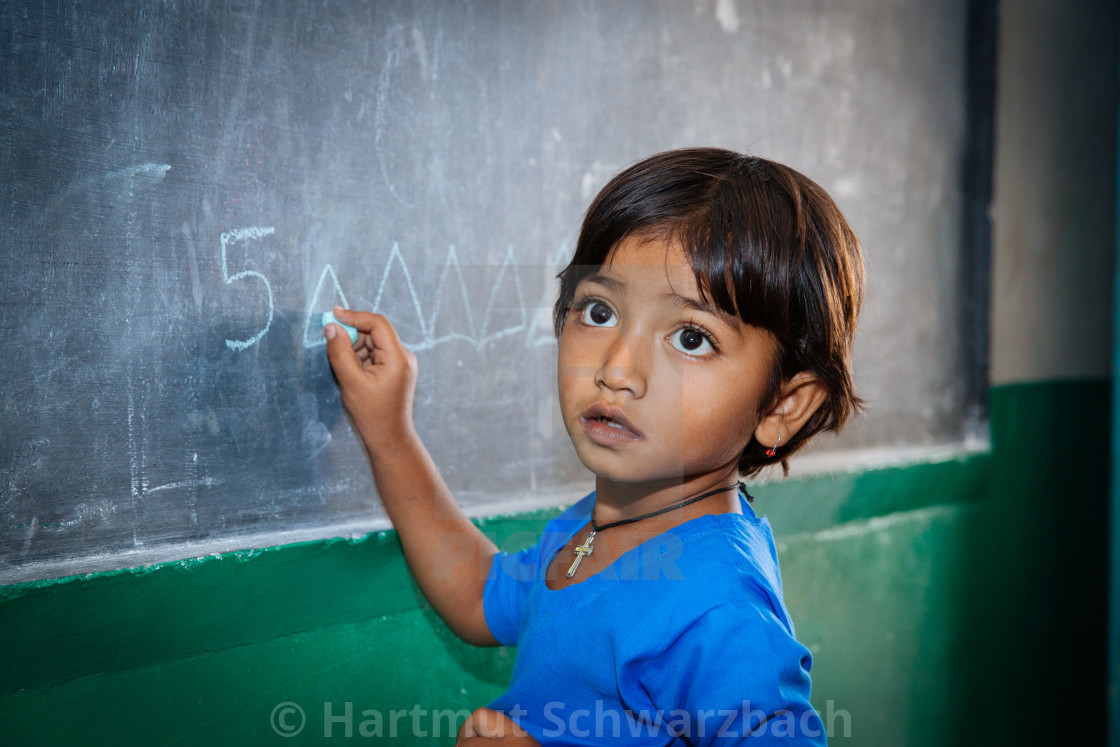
<box><xmin>482</xmin><ymin>490</ymin><xmax>827</xmax><ymax>746</ymax></box>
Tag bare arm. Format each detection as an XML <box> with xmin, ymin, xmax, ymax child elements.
<box><xmin>325</xmin><ymin>307</ymin><xmax>500</xmax><ymax>646</ymax></box>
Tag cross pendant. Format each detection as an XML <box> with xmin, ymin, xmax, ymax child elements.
<box><xmin>566</xmin><ymin>530</ymin><xmax>597</xmax><ymax>579</ymax></box>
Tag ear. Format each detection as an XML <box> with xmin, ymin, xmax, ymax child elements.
<box><xmin>753</xmin><ymin>372</ymin><xmax>828</xmax><ymax>450</ymax></box>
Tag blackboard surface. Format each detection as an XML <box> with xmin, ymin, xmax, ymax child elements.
<box><xmin>2</xmin><ymin>0</ymin><xmax>971</xmax><ymax>581</ymax></box>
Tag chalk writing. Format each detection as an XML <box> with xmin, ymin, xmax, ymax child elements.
<box><xmin>111</xmin><ymin>162</ymin><xmax>171</xmax><ymax>181</ymax></box>
<box><xmin>221</xmin><ymin>226</ymin><xmax>565</xmax><ymax>353</ymax></box>
<box><xmin>301</xmin><ymin>242</ymin><xmax>560</xmax><ymax>352</ymax></box>
<box><xmin>475</xmin><ymin>244</ymin><xmax>528</xmax><ymax>348</ymax></box>
<box><xmin>426</xmin><ymin>244</ymin><xmax>478</xmax><ymax>347</ymax></box>
<box><xmin>374</xmin><ymin>45</ymin><xmax>407</xmax><ymax>206</ymax></box>
<box><xmin>302</xmin><ymin>263</ymin><xmax>351</xmax><ymax>348</ymax></box>
<box><xmin>127</xmin><ymin>384</ymin><xmax>143</xmax><ymax>546</ymax></box>
<box><xmin>220</xmin><ymin>226</ymin><xmax>276</xmax><ymax>351</ymax></box>
<box><xmin>369</xmin><ymin>242</ymin><xmax>431</xmax><ymax>348</ymax></box>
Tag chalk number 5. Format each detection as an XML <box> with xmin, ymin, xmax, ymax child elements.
<box><xmin>220</xmin><ymin>226</ymin><xmax>275</xmax><ymax>351</ymax></box>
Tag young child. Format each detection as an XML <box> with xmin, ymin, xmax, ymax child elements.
<box><xmin>325</xmin><ymin>148</ymin><xmax>863</xmax><ymax>745</ymax></box>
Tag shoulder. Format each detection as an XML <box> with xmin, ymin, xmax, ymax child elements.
<box><xmin>631</xmin><ymin>519</ymin><xmax>809</xmax><ymax>676</ymax></box>
<box><xmin>645</xmin><ymin>511</ymin><xmax>795</xmax><ymax>635</ymax></box>
<box><xmin>677</xmin><ymin>510</ymin><xmax>784</xmax><ymax>586</ymax></box>
<box><xmin>704</xmin><ymin>512</ymin><xmax>785</xmax><ymax>598</ymax></box>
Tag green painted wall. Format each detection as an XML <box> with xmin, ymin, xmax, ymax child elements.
<box><xmin>0</xmin><ymin>379</ymin><xmax>1109</xmax><ymax>745</ymax></box>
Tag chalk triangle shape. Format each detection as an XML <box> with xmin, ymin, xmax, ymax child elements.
<box><xmin>524</xmin><ymin>241</ymin><xmax>570</xmax><ymax>347</ymax></box>
<box><xmin>427</xmin><ymin>246</ymin><xmax>478</xmax><ymax>347</ymax></box>
<box><xmin>524</xmin><ymin>305</ymin><xmax>556</xmax><ymax>348</ymax></box>
<box><xmin>479</xmin><ymin>246</ymin><xmax>527</xmax><ymax>345</ymax></box>
<box><xmin>303</xmin><ymin>263</ymin><xmax>351</xmax><ymax>348</ymax></box>
<box><xmin>372</xmin><ymin>243</ymin><xmax>428</xmax><ymax>349</ymax></box>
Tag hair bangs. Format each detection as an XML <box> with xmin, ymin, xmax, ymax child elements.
<box><xmin>673</xmin><ymin>170</ymin><xmax>799</xmax><ymax>364</ymax></box>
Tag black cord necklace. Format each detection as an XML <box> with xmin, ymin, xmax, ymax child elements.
<box><xmin>565</xmin><ymin>481</ymin><xmax>750</xmax><ymax>579</ymax></box>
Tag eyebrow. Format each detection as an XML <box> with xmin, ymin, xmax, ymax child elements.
<box><xmin>579</xmin><ymin>275</ymin><xmax>743</xmax><ymax>337</ymax></box>
<box><xmin>579</xmin><ymin>274</ymin><xmax>624</xmax><ymax>293</ymax></box>
<box><xmin>665</xmin><ymin>293</ymin><xmax>744</xmax><ymax>337</ymax></box>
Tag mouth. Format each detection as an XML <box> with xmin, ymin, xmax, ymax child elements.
<box><xmin>578</xmin><ymin>403</ymin><xmax>643</xmax><ymax>444</ymax></box>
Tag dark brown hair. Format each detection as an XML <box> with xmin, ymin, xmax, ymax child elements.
<box><xmin>553</xmin><ymin>148</ymin><xmax>865</xmax><ymax>477</ymax></box>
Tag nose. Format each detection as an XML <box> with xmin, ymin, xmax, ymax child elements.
<box><xmin>594</xmin><ymin>330</ymin><xmax>647</xmax><ymax>398</ymax></box>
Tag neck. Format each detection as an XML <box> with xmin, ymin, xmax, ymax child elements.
<box><xmin>592</xmin><ymin>471</ymin><xmax>740</xmax><ymax>526</ymax></box>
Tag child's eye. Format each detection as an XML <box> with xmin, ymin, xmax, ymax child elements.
<box><xmin>669</xmin><ymin>327</ymin><xmax>716</xmax><ymax>356</ymax></box>
<box><xmin>579</xmin><ymin>301</ymin><xmax>618</xmax><ymax>328</ymax></box>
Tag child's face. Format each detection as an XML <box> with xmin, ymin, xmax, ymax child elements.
<box><xmin>557</xmin><ymin>235</ymin><xmax>778</xmax><ymax>486</ymax></box>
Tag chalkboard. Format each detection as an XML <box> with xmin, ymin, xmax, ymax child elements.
<box><xmin>1</xmin><ymin>0</ymin><xmax>974</xmax><ymax>581</ymax></box>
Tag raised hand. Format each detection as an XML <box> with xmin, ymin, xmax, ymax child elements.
<box><xmin>324</xmin><ymin>306</ymin><xmax>418</xmax><ymax>454</ymax></box>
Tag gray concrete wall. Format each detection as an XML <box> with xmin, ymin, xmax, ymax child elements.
<box><xmin>990</xmin><ymin>0</ymin><xmax>1117</xmax><ymax>384</ymax></box>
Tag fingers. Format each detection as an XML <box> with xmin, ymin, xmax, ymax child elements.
<box><xmin>458</xmin><ymin>708</ymin><xmax>494</xmax><ymax>739</ymax></box>
<box><xmin>324</xmin><ymin>321</ymin><xmax>366</xmax><ymax>388</ymax></box>
<box><xmin>326</xmin><ymin>307</ymin><xmax>416</xmax><ymax>375</ymax></box>
<box><xmin>457</xmin><ymin>716</ymin><xmax>478</xmax><ymax>740</ymax></box>
<box><xmin>457</xmin><ymin>708</ymin><xmax>528</xmax><ymax>740</ymax></box>
<box><xmin>337</xmin><ymin>307</ymin><xmax>419</xmax><ymax>373</ymax></box>
<box><xmin>324</xmin><ymin>308</ymin><xmax>419</xmax><ymax>449</ymax></box>
<box><xmin>331</xmin><ymin>306</ymin><xmax>403</xmax><ymax>353</ymax></box>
